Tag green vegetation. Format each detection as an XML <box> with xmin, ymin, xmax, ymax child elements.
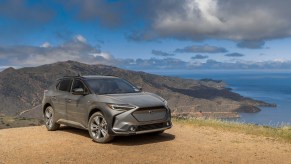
<box><xmin>173</xmin><ymin>117</ymin><xmax>291</xmax><ymax>143</ymax></box>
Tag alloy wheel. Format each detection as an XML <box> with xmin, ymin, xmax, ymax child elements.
<box><xmin>45</xmin><ymin>107</ymin><xmax>53</xmax><ymax>128</ymax></box>
<box><xmin>90</xmin><ymin>115</ymin><xmax>108</xmax><ymax>140</ymax></box>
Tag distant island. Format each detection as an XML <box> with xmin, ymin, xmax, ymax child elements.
<box><xmin>0</xmin><ymin>61</ymin><xmax>276</xmax><ymax>128</ymax></box>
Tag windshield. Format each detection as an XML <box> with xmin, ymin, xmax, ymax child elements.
<box><xmin>86</xmin><ymin>78</ymin><xmax>140</xmax><ymax>95</ymax></box>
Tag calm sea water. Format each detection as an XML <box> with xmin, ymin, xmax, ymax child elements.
<box><xmin>146</xmin><ymin>70</ymin><xmax>291</xmax><ymax>127</ymax></box>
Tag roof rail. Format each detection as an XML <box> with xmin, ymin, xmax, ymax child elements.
<box><xmin>62</xmin><ymin>75</ymin><xmax>84</xmax><ymax>78</ymax></box>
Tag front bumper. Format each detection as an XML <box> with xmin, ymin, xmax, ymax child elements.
<box><xmin>110</xmin><ymin>106</ymin><xmax>172</xmax><ymax>136</ymax></box>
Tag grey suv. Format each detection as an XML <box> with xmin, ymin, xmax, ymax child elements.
<box><xmin>42</xmin><ymin>75</ymin><xmax>172</xmax><ymax>143</ymax></box>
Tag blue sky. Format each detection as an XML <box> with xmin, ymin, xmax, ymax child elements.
<box><xmin>1</xmin><ymin>0</ymin><xmax>291</xmax><ymax>71</ymax></box>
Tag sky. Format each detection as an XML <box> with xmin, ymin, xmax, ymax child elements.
<box><xmin>1</xmin><ymin>0</ymin><xmax>291</xmax><ymax>71</ymax></box>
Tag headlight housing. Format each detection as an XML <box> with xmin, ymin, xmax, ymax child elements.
<box><xmin>106</xmin><ymin>103</ymin><xmax>137</xmax><ymax>111</ymax></box>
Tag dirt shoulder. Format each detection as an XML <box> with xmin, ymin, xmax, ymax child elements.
<box><xmin>0</xmin><ymin>123</ymin><xmax>290</xmax><ymax>164</ymax></box>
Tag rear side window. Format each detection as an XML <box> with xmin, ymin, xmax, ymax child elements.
<box><xmin>58</xmin><ymin>79</ymin><xmax>73</xmax><ymax>92</ymax></box>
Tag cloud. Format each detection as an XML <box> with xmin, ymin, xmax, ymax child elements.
<box><xmin>2</xmin><ymin>0</ymin><xmax>291</xmax><ymax>47</ymax></box>
<box><xmin>225</xmin><ymin>53</ymin><xmax>244</xmax><ymax>57</ymax></box>
<box><xmin>123</xmin><ymin>58</ymin><xmax>291</xmax><ymax>70</ymax></box>
<box><xmin>175</xmin><ymin>45</ymin><xmax>227</xmax><ymax>53</ymax></box>
<box><xmin>40</xmin><ymin>42</ymin><xmax>51</xmax><ymax>48</ymax></box>
<box><xmin>0</xmin><ymin>35</ymin><xmax>120</xmax><ymax>66</ymax></box>
<box><xmin>237</xmin><ymin>40</ymin><xmax>265</xmax><ymax>49</ymax></box>
<box><xmin>127</xmin><ymin>0</ymin><xmax>291</xmax><ymax>44</ymax></box>
<box><xmin>126</xmin><ymin>57</ymin><xmax>189</xmax><ymax>69</ymax></box>
<box><xmin>74</xmin><ymin>34</ymin><xmax>87</xmax><ymax>43</ymax></box>
<box><xmin>198</xmin><ymin>60</ymin><xmax>291</xmax><ymax>69</ymax></box>
<box><xmin>1</xmin><ymin>39</ymin><xmax>291</xmax><ymax>70</ymax></box>
<box><xmin>151</xmin><ymin>50</ymin><xmax>175</xmax><ymax>57</ymax></box>
<box><xmin>0</xmin><ymin>32</ymin><xmax>290</xmax><ymax>71</ymax></box>
<box><xmin>0</xmin><ymin>0</ymin><xmax>54</xmax><ymax>23</ymax></box>
<box><xmin>191</xmin><ymin>55</ymin><xmax>208</xmax><ymax>60</ymax></box>
<box><xmin>59</xmin><ymin>0</ymin><xmax>138</xmax><ymax>28</ymax></box>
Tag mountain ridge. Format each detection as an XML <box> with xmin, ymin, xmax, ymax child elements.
<box><xmin>0</xmin><ymin>60</ymin><xmax>274</xmax><ymax>119</ymax></box>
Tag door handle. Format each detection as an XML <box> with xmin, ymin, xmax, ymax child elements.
<box><xmin>51</xmin><ymin>96</ymin><xmax>57</xmax><ymax>100</ymax></box>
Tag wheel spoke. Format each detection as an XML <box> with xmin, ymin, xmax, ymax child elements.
<box><xmin>45</xmin><ymin>111</ymin><xmax>51</xmax><ymax>118</ymax></box>
<box><xmin>94</xmin><ymin>117</ymin><xmax>101</xmax><ymax>125</ymax></box>
<box><xmin>96</xmin><ymin>130</ymin><xmax>101</xmax><ymax>139</ymax></box>
<box><xmin>100</xmin><ymin>129</ymin><xmax>107</xmax><ymax>137</ymax></box>
<box><xmin>101</xmin><ymin>119</ymin><xmax>107</xmax><ymax>127</ymax></box>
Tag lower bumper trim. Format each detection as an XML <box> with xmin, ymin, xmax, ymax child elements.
<box><xmin>112</xmin><ymin>125</ymin><xmax>172</xmax><ymax>135</ymax></box>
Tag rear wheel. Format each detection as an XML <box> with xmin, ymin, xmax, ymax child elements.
<box><xmin>44</xmin><ymin>106</ymin><xmax>60</xmax><ymax>131</ymax></box>
<box><xmin>88</xmin><ymin>112</ymin><xmax>114</xmax><ymax>143</ymax></box>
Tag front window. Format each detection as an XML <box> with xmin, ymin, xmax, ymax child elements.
<box><xmin>86</xmin><ymin>78</ymin><xmax>140</xmax><ymax>95</ymax></box>
<box><xmin>71</xmin><ymin>79</ymin><xmax>88</xmax><ymax>93</ymax></box>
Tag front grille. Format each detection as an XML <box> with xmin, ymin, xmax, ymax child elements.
<box><xmin>136</xmin><ymin>106</ymin><xmax>165</xmax><ymax>111</ymax></box>
<box><xmin>136</xmin><ymin>122</ymin><xmax>167</xmax><ymax>131</ymax></box>
<box><xmin>132</xmin><ymin>107</ymin><xmax>167</xmax><ymax>122</ymax></box>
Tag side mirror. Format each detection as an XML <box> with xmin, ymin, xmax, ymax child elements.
<box><xmin>72</xmin><ymin>88</ymin><xmax>85</xmax><ymax>95</ymax></box>
<box><xmin>137</xmin><ymin>86</ymin><xmax>142</xmax><ymax>91</ymax></box>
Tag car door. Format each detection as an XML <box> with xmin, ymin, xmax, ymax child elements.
<box><xmin>53</xmin><ymin>78</ymin><xmax>73</xmax><ymax>120</ymax></box>
<box><xmin>66</xmin><ymin>79</ymin><xmax>88</xmax><ymax>126</ymax></box>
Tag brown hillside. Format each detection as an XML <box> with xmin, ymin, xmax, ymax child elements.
<box><xmin>0</xmin><ymin>60</ymin><xmax>273</xmax><ymax>119</ymax></box>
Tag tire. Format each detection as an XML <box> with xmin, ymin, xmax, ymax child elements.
<box><xmin>44</xmin><ymin>106</ymin><xmax>60</xmax><ymax>131</ymax></box>
<box><xmin>88</xmin><ymin>112</ymin><xmax>114</xmax><ymax>143</ymax></box>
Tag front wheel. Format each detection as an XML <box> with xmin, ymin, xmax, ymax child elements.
<box><xmin>44</xmin><ymin>106</ymin><xmax>60</xmax><ymax>131</ymax></box>
<box><xmin>88</xmin><ymin>112</ymin><xmax>114</xmax><ymax>143</ymax></box>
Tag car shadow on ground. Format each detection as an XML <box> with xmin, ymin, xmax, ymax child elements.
<box><xmin>112</xmin><ymin>133</ymin><xmax>175</xmax><ymax>146</ymax></box>
<box><xmin>58</xmin><ymin>126</ymin><xmax>175</xmax><ymax>146</ymax></box>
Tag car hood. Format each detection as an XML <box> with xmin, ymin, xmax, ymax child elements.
<box><xmin>104</xmin><ymin>92</ymin><xmax>165</xmax><ymax>108</ymax></box>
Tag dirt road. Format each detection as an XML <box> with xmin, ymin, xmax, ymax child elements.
<box><xmin>0</xmin><ymin>123</ymin><xmax>290</xmax><ymax>164</ymax></box>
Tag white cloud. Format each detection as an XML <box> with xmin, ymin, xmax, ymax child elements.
<box><xmin>40</xmin><ymin>42</ymin><xmax>51</xmax><ymax>48</ymax></box>
<box><xmin>1</xmin><ymin>35</ymin><xmax>291</xmax><ymax>70</ymax></box>
<box><xmin>0</xmin><ymin>35</ymin><xmax>115</xmax><ymax>66</ymax></box>
<box><xmin>74</xmin><ymin>34</ymin><xmax>87</xmax><ymax>43</ymax></box>
<box><xmin>91</xmin><ymin>52</ymin><xmax>113</xmax><ymax>60</ymax></box>
<box><xmin>273</xmin><ymin>58</ymin><xmax>288</xmax><ymax>63</ymax></box>
<box><xmin>129</xmin><ymin>0</ymin><xmax>291</xmax><ymax>44</ymax></box>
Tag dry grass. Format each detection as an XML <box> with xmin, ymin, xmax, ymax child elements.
<box><xmin>0</xmin><ymin>116</ymin><xmax>42</xmax><ymax>129</ymax></box>
<box><xmin>173</xmin><ymin>117</ymin><xmax>291</xmax><ymax>143</ymax></box>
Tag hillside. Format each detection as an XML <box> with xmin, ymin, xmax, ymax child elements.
<box><xmin>0</xmin><ymin>122</ymin><xmax>290</xmax><ymax>163</ymax></box>
<box><xmin>0</xmin><ymin>60</ymin><xmax>273</xmax><ymax>120</ymax></box>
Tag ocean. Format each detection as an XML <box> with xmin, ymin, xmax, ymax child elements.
<box><xmin>146</xmin><ymin>70</ymin><xmax>291</xmax><ymax>127</ymax></box>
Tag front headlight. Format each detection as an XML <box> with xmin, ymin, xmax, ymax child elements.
<box><xmin>106</xmin><ymin>103</ymin><xmax>137</xmax><ymax>110</ymax></box>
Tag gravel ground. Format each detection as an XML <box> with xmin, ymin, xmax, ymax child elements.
<box><xmin>0</xmin><ymin>123</ymin><xmax>290</xmax><ymax>164</ymax></box>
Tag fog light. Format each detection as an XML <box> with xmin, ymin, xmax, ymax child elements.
<box><xmin>130</xmin><ymin>126</ymin><xmax>136</xmax><ymax>132</ymax></box>
<box><xmin>166</xmin><ymin>122</ymin><xmax>170</xmax><ymax>126</ymax></box>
